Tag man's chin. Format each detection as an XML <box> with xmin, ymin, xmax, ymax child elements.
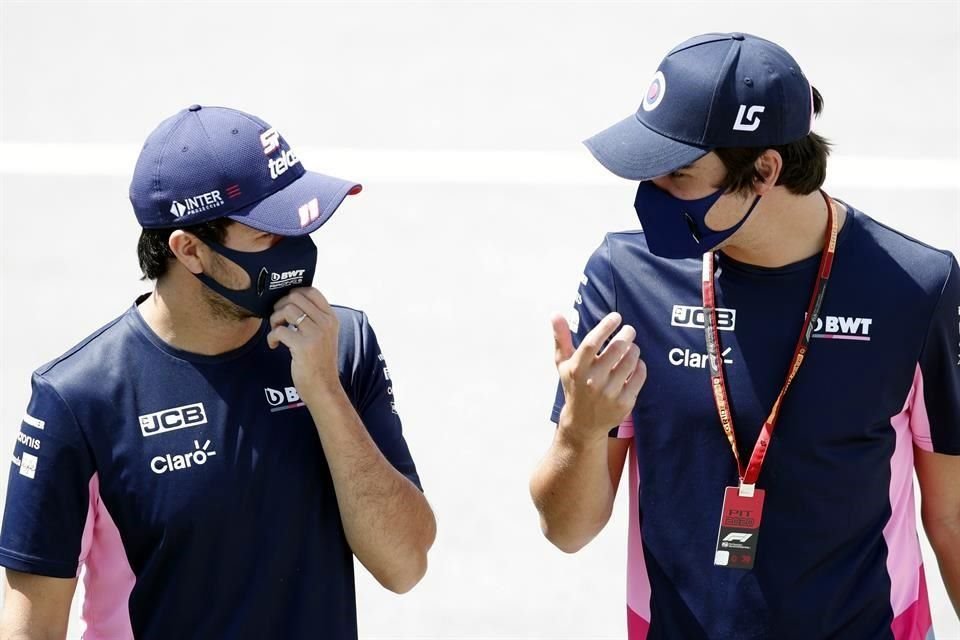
<box><xmin>201</xmin><ymin>287</ymin><xmax>258</xmax><ymax>322</ymax></box>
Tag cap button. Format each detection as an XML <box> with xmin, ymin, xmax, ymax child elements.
<box><xmin>188</xmin><ymin>104</ymin><xmax>202</xmax><ymax>112</ymax></box>
<box><xmin>730</xmin><ymin>33</ymin><xmax>745</xmax><ymax>41</ymax></box>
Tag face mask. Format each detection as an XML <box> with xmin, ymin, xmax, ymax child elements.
<box><xmin>633</xmin><ymin>180</ymin><xmax>761</xmax><ymax>259</ymax></box>
<box><xmin>195</xmin><ymin>235</ymin><xmax>318</xmax><ymax>318</ymax></box>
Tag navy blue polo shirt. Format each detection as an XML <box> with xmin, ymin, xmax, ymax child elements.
<box><xmin>1</xmin><ymin>297</ymin><xmax>421</xmax><ymax>639</ymax></box>
<box><xmin>553</xmin><ymin>204</ymin><xmax>960</xmax><ymax>640</ymax></box>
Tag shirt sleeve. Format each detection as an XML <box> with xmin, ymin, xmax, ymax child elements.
<box><xmin>910</xmin><ymin>254</ymin><xmax>960</xmax><ymax>455</ymax></box>
<box><xmin>550</xmin><ymin>236</ymin><xmax>634</xmax><ymax>439</ymax></box>
<box><xmin>351</xmin><ymin>313</ymin><xmax>423</xmax><ymax>490</ymax></box>
<box><xmin>0</xmin><ymin>373</ymin><xmax>96</xmax><ymax>578</ymax></box>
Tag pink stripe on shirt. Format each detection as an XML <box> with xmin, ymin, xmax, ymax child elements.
<box><xmin>78</xmin><ymin>474</ymin><xmax>136</xmax><ymax>639</ymax></box>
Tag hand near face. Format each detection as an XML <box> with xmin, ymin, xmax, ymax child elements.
<box><xmin>268</xmin><ymin>288</ymin><xmax>342</xmax><ymax>396</ymax></box>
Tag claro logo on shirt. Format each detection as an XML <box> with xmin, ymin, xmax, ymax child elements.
<box><xmin>138</xmin><ymin>403</ymin><xmax>208</xmax><ymax>437</ymax></box>
<box><xmin>151</xmin><ymin>440</ymin><xmax>217</xmax><ymax>475</ymax></box>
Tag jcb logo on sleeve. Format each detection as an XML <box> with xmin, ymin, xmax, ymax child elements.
<box><xmin>138</xmin><ymin>403</ymin><xmax>208</xmax><ymax>437</ymax></box>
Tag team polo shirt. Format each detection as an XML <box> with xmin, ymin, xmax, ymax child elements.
<box><xmin>552</xmin><ymin>204</ymin><xmax>960</xmax><ymax>640</ymax></box>
<box><xmin>1</xmin><ymin>297</ymin><xmax>421</xmax><ymax>639</ymax></box>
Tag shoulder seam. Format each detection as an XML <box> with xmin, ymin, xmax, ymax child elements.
<box><xmin>31</xmin><ymin>373</ymin><xmax>97</xmax><ymax>472</ymax></box>
<box><xmin>864</xmin><ymin>215</ymin><xmax>948</xmax><ymax>256</ymax></box>
<box><xmin>916</xmin><ymin>253</ymin><xmax>957</xmax><ymax>365</ymax></box>
<box><xmin>36</xmin><ymin>314</ymin><xmax>129</xmax><ymax>377</ymax></box>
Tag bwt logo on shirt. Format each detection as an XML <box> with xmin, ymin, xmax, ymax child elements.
<box><xmin>809</xmin><ymin>314</ymin><xmax>873</xmax><ymax>341</ymax></box>
<box><xmin>265</xmin><ymin>387</ymin><xmax>306</xmax><ymax>413</ymax></box>
<box><xmin>169</xmin><ymin>190</ymin><xmax>224</xmax><ymax>218</ymax></box>
<box><xmin>138</xmin><ymin>403</ymin><xmax>208</xmax><ymax>437</ymax></box>
<box><xmin>672</xmin><ymin>305</ymin><xmax>737</xmax><ymax>331</ymax></box>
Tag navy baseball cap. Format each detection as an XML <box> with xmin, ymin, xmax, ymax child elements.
<box><xmin>585</xmin><ymin>33</ymin><xmax>814</xmax><ymax>181</ymax></box>
<box><xmin>129</xmin><ymin>105</ymin><xmax>362</xmax><ymax>234</ymax></box>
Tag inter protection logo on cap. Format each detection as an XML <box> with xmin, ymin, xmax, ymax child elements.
<box><xmin>642</xmin><ymin>71</ymin><xmax>666</xmax><ymax>112</ymax></box>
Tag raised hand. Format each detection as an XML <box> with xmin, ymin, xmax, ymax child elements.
<box><xmin>553</xmin><ymin>312</ymin><xmax>646</xmax><ymax>443</ymax></box>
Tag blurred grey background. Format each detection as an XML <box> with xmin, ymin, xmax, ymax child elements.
<box><xmin>1</xmin><ymin>1</ymin><xmax>958</xmax><ymax>638</ymax></box>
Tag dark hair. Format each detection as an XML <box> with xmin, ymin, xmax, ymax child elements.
<box><xmin>714</xmin><ymin>86</ymin><xmax>831</xmax><ymax>196</ymax></box>
<box><xmin>137</xmin><ymin>218</ymin><xmax>232</xmax><ymax>280</ymax></box>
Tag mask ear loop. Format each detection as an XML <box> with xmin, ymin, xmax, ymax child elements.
<box><xmin>709</xmin><ymin>193</ymin><xmax>763</xmax><ymax>236</ymax></box>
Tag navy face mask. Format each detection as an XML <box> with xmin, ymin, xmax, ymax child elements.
<box><xmin>633</xmin><ymin>180</ymin><xmax>762</xmax><ymax>259</ymax></box>
<box><xmin>195</xmin><ymin>235</ymin><xmax>318</xmax><ymax>318</ymax></box>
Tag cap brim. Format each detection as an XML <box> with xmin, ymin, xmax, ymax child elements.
<box><xmin>584</xmin><ymin>113</ymin><xmax>709</xmax><ymax>181</ymax></box>
<box><xmin>227</xmin><ymin>170</ymin><xmax>362</xmax><ymax>236</ymax></box>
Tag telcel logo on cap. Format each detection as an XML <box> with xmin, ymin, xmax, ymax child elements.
<box><xmin>260</xmin><ymin>127</ymin><xmax>301</xmax><ymax>180</ymax></box>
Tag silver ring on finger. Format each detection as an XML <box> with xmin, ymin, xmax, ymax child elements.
<box><xmin>294</xmin><ymin>312</ymin><xmax>309</xmax><ymax>327</ymax></box>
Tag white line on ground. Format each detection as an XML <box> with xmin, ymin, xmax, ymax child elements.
<box><xmin>1</xmin><ymin>143</ymin><xmax>958</xmax><ymax>190</ymax></box>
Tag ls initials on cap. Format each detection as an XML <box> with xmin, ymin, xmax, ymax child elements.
<box><xmin>733</xmin><ymin>105</ymin><xmax>765</xmax><ymax>132</ymax></box>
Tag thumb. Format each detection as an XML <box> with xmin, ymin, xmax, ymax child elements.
<box><xmin>551</xmin><ymin>313</ymin><xmax>575</xmax><ymax>366</ymax></box>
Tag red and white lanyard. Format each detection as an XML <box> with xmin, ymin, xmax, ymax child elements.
<box><xmin>701</xmin><ymin>191</ymin><xmax>839</xmax><ymax>490</ymax></box>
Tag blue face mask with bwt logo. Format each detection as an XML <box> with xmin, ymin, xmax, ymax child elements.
<box><xmin>195</xmin><ymin>235</ymin><xmax>318</xmax><ymax>318</ymax></box>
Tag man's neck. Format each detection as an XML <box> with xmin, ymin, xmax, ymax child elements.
<box><xmin>138</xmin><ymin>274</ymin><xmax>262</xmax><ymax>356</ymax></box>
<box><xmin>719</xmin><ymin>190</ymin><xmax>847</xmax><ymax>269</ymax></box>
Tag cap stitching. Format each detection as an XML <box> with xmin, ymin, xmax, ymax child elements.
<box><xmin>152</xmin><ymin>114</ymin><xmax>192</xmax><ymax>220</ymax></box>
<box><xmin>633</xmin><ymin>112</ymin><xmax>712</xmax><ymax>149</ymax></box>
<box><xmin>701</xmin><ymin>40</ymin><xmax>740</xmax><ymax>146</ymax></box>
<box><xmin>193</xmin><ymin>111</ymin><xmax>231</xmax><ymax>198</ymax></box>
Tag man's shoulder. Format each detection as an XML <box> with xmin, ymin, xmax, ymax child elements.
<box><xmin>850</xmin><ymin>206</ymin><xmax>955</xmax><ymax>295</ymax></box>
<box><xmin>34</xmin><ymin>306</ymin><xmax>139</xmax><ymax>401</ymax></box>
<box><xmin>330</xmin><ymin>303</ymin><xmax>374</xmax><ymax>360</ymax></box>
<box><xmin>602</xmin><ymin>229</ymin><xmax>650</xmax><ymax>257</ymax></box>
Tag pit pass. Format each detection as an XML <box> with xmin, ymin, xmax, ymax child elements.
<box><xmin>714</xmin><ymin>485</ymin><xmax>765</xmax><ymax>570</ymax></box>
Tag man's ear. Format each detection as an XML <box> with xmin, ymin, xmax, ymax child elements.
<box><xmin>168</xmin><ymin>231</ymin><xmax>206</xmax><ymax>275</ymax></box>
<box><xmin>754</xmin><ymin>149</ymin><xmax>783</xmax><ymax>196</ymax></box>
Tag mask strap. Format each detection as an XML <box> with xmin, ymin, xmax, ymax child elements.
<box><xmin>716</xmin><ymin>193</ymin><xmax>762</xmax><ymax>236</ymax></box>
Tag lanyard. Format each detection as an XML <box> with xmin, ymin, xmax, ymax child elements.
<box><xmin>702</xmin><ymin>191</ymin><xmax>839</xmax><ymax>489</ymax></box>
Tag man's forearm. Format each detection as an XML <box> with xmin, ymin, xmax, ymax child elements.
<box><xmin>303</xmin><ymin>386</ymin><xmax>435</xmax><ymax>593</ymax></box>
<box><xmin>927</xmin><ymin>522</ymin><xmax>960</xmax><ymax>615</ymax></box>
<box><xmin>530</xmin><ymin>425</ymin><xmax>617</xmax><ymax>553</ymax></box>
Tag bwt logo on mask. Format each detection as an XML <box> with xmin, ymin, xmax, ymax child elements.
<box><xmin>138</xmin><ymin>403</ymin><xmax>208</xmax><ymax>437</ymax></box>
<box><xmin>268</xmin><ymin>269</ymin><xmax>306</xmax><ymax>291</ymax></box>
<box><xmin>672</xmin><ymin>305</ymin><xmax>737</xmax><ymax>331</ymax></box>
<box><xmin>265</xmin><ymin>387</ymin><xmax>306</xmax><ymax>413</ymax></box>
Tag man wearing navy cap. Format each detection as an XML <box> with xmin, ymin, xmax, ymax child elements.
<box><xmin>0</xmin><ymin>105</ymin><xmax>436</xmax><ymax>639</ymax></box>
<box><xmin>531</xmin><ymin>33</ymin><xmax>960</xmax><ymax>638</ymax></box>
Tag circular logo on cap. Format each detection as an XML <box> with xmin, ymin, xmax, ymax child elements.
<box><xmin>642</xmin><ymin>71</ymin><xmax>666</xmax><ymax>112</ymax></box>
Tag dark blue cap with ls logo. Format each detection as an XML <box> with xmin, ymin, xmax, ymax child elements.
<box><xmin>129</xmin><ymin>105</ymin><xmax>362</xmax><ymax>235</ymax></box>
<box><xmin>585</xmin><ymin>32</ymin><xmax>814</xmax><ymax>181</ymax></box>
